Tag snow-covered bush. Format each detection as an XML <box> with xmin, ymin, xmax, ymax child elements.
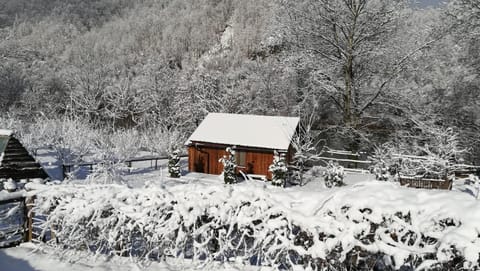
<box><xmin>323</xmin><ymin>161</ymin><xmax>345</xmax><ymax>188</ymax></box>
<box><xmin>219</xmin><ymin>147</ymin><xmax>237</xmax><ymax>184</ymax></box>
<box><xmin>269</xmin><ymin>151</ymin><xmax>288</xmax><ymax>186</ymax></box>
<box><xmin>373</xmin><ymin>126</ymin><xmax>466</xmax><ymax>179</ymax></box>
<box><xmin>372</xmin><ymin>162</ymin><xmax>391</xmax><ymax>181</ymax></box>
<box><xmin>31</xmin><ymin>181</ymin><xmax>480</xmax><ymax>270</ymax></box>
<box><xmin>168</xmin><ymin>150</ymin><xmax>181</xmax><ymax>178</ymax></box>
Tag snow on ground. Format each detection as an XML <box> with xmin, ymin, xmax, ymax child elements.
<box><xmin>0</xmin><ymin>243</ymin><xmax>264</xmax><ymax>271</ymax></box>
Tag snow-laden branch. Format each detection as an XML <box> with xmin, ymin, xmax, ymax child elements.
<box><xmin>31</xmin><ymin>181</ymin><xmax>480</xmax><ymax>270</ymax></box>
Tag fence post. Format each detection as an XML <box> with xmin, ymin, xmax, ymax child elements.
<box><xmin>24</xmin><ymin>196</ymin><xmax>35</xmax><ymax>242</ymax></box>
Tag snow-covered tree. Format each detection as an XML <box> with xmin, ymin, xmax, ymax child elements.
<box><xmin>42</xmin><ymin>117</ymin><xmax>95</xmax><ymax>166</ymax></box>
<box><xmin>269</xmin><ymin>151</ymin><xmax>288</xmax><ymax>187</ymax></box>
<box><xmin>0</xmin><ymin>62</ymin><xmax>27</xmax><ymax>113</ymax></box>
<box><xmin>87</xmin><ymin>129</ymin><xmax>140</xmax><ymax>184</ymax></box>
<box><xmin>373</xmin><ymin>162</ymin><xmax>391</xmax><ymax>181</ymax></box>
<box><xmin>168</xmin><ymin>150</ymin><xmax>181</xmax><ymax>178</ymax></box>
<box><xmin>291</xmin><ymin>113</ymin><xmax>323</xmax><ymax>185</ymax></box>
<box><xmin>279</xmin><ymin>0</ymin><xmax>435</xmax><ymax>127</ymax></box>
<box><xmin>219</xmin><ymin>147</ymin><xmax>237</xmax><ymax>184</ymax></box>
<box><xmin>142</xmin><ymin>126</ymin><xmax>185</xmax><ymax>157</ymax></box>
<box><xmin>323</xmin><ymin>161</ymin><xmax>345</xmax><ymax>188</ymax></box>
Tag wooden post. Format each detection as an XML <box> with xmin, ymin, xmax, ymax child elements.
<box><xmin>126</xmin><ymin>161</ymin><xmax>132</xmax><ymax>173</ymax></box>
<box><xmin>50</xmin><ymin>225</ymin><xmax>56</xmax><ymax>242</ymax></box>
<box><xmin>24</xmin><ymin>196</ymin><xmax>35</xmax><ymax>242</ymax></box>
<box><xmin>155</xmin><ymin>159</ymin><xmax>158</xmax><ymax>170</ymax></box>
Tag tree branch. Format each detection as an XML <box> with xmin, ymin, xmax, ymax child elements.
<box><xmin>359</xmin><ymin>38</ymin><xmax>439</xmax><ymax>114</ymax></box>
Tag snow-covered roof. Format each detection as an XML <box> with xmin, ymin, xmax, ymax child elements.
<box><xmin>186</xmin><ymin>113</ymin><xmax>300</xmax><ymax>150</ymax></box>
<box><xmin>0</xmin><ymin>129</ymin><xmax>13</xmax><ymax>136</ymax></box>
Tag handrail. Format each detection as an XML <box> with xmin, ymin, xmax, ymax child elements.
<box><xmin>63</xmin><ymin>154</ymin><xmax>188</xmax><ymax>167</ymax></box>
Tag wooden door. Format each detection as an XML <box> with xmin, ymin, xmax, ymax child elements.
<box><xmin>194</xmin><ymin>151</ymin><xmax>209</xmax><ymax>173</ymax></box>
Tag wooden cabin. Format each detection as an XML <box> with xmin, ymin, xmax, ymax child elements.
<box><xmin>0</xmin><ymin>129</ymin><xmax>48</xmax><ymax>180</ymax></box>
<box><xmin>185</xmin><ymin>113</ymin><xmax>300</xmax><ymax>180</ymax></box>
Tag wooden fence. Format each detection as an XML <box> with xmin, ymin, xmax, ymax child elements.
<box><xmin>62</xmin><ymin>155</ymin><xmax>188</xmax><ymax>180</ymax></box>
<box><xmin>450</xmin><ymin>164</ymin><xmax>480</xmax><ymax>178</ymax></box>
<box><xmin>398</xmin><ymin>175</ymin><xmax>453</xmax><ymax>190</ymax></box>
<box><xmin>318</xmin><ymin>149</ymin><xmax>372</xmax><ymax>170</ymax></box>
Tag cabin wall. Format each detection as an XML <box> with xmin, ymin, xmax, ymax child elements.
<box><xmin>188</xmin><ymin>145</ymin><xmax>227</xmax><ymax>175</ymax></box>
<box><xmin>188</xmin><ymin>144</ymin><xmax>283</xmax><ymax>179</ymax></box>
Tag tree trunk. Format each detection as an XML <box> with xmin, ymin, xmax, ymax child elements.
<box><xmin>343</xmin><ymin>49</ymin><xmax>356</xmax><ymax>126</ymax></box>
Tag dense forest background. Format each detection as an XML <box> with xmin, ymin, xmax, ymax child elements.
<box><xmin>0</xmin><ymin>0</ymin><xmax>478</xmax><ymax>164</ymax></box>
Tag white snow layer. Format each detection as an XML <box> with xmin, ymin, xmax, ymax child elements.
<box><xmin>185</xmin><ymin>113</ymin><xmax>300</xmax><ymax>150</ymax></box>
<box><xmin>29</xmin><ymin>179</ymin><xmax>480</xmax><ymax>270</ymax></box>
<box><xmin>0</xmin><ymin>129</ymin><xmax>13</xmax><ymax>136</ymax></box>
<box><xmin>1</xmin><ymin>243</ymin><xmax>262</xmax><ymax>271</ymax></box>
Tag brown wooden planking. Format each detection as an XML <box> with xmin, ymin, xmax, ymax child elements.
<box><xmin>187</xmin><ymin>142</ymin><xmax>288</xmax><ymax>179</ymax></box>
<box><xmin>399</xmin><ymin>177</ymin><xmax>452</xmax><ymax>190</ymax></box>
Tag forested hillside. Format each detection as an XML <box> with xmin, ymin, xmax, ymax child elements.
<box><xmin>0</xmin><ymin>0</ymin><xmax>478</xmax><ymax>162</ymax></box>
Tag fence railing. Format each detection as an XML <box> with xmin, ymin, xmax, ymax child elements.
<box><xmin>398</xmin><ymin>175</ymin><xmax>453</xmax><ymax>190</ymax></box>
<box><xmin>318</xmin><ymin>149</ymin><xmax>372</xmax><ymax>170</ymax></box>
<box><xmin>61</xmin><ymin>155</ymin><xmax>188</xmax><ymax>180</ymax></box>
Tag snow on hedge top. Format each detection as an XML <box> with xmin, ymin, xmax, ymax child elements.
<box><xmin>186</xmin><ymin>113</ymin><xmax>300</xmax><ymax>150</ymax></box>
<box><xmin>0</xmin><ymin>129</ymin><xmax>13</xmax><ymax>136</ymax></box>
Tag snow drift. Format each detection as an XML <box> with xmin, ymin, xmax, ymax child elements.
<box><xmin>31</xmin><ymin>180</ymin><xmax>480</xmax><ymax>270</ymax></box>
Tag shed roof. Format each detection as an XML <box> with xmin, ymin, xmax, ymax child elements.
<box><xmin>0</xmin><ymin>132</ymin><xmax>49</xmax><ymax>180</ymax></box>
<box><xmin>0</xmin><ymin>129</ymin><xmax>13</xmax><ymax>136</ymax></box>
<box><xmin>186</xmin><ymin>113</ymin><xmax>300</xmax><ymax>150</ymax></box>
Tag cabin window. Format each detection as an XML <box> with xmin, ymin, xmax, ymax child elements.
<box><xmin>236</xmin><ymin>151</ymin><xmax>246</xmax><ymax>167</ymax></box>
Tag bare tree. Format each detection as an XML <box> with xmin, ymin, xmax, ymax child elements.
<box><xmin>291</xmin><ymin>113</ymin><xmax>324</xmax><ymax>185</ymax></box>
<box><xmin>279</xmin><ymin>0</ymin><xmax>435</xmax><ymax>127</ymax></box>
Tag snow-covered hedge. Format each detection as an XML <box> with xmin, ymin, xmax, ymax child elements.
<box><xmin>32</xmin><ymin>182</ymin><xmax>480</xmax><ymax>270</ymax></box>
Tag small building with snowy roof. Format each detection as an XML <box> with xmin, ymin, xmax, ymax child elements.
<box><xmin>0</xmin><ymin>129</ymin><xmax>48</xmax><ymax>180</ymax></box>
<box><xmin>185</xmin><ymin>113</ymin><xmax>300</xmax><ymax>179</ymax></box>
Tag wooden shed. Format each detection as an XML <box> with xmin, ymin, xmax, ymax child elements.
<box><xmin>185</xmin><ymin>113</ymin><xmax>300</xmax><ymax>179</ymax></box>
<box><xmin>0</xmin><ymin>129</ymin><xmax>48</xmax><ymax>180</ymax></box>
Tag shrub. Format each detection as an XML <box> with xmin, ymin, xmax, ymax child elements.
<box><xmin>219</xmin><ymin>147</ymin><xmax>237</xmax><ymax>184</ymax></box>
<box><xmin>269</xmin><ymin>151</ymin><xmax>288</xmax><ymax>186</ymax></box>
<box><xmin>323</xmin><ymin>161</ymin><xmax>345</xmax><ymax>188</ymax></box>
<box><xmin>168</xmin><ymin>150</ymin><xmax>181</xmax><ymax>178</ymax></box>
